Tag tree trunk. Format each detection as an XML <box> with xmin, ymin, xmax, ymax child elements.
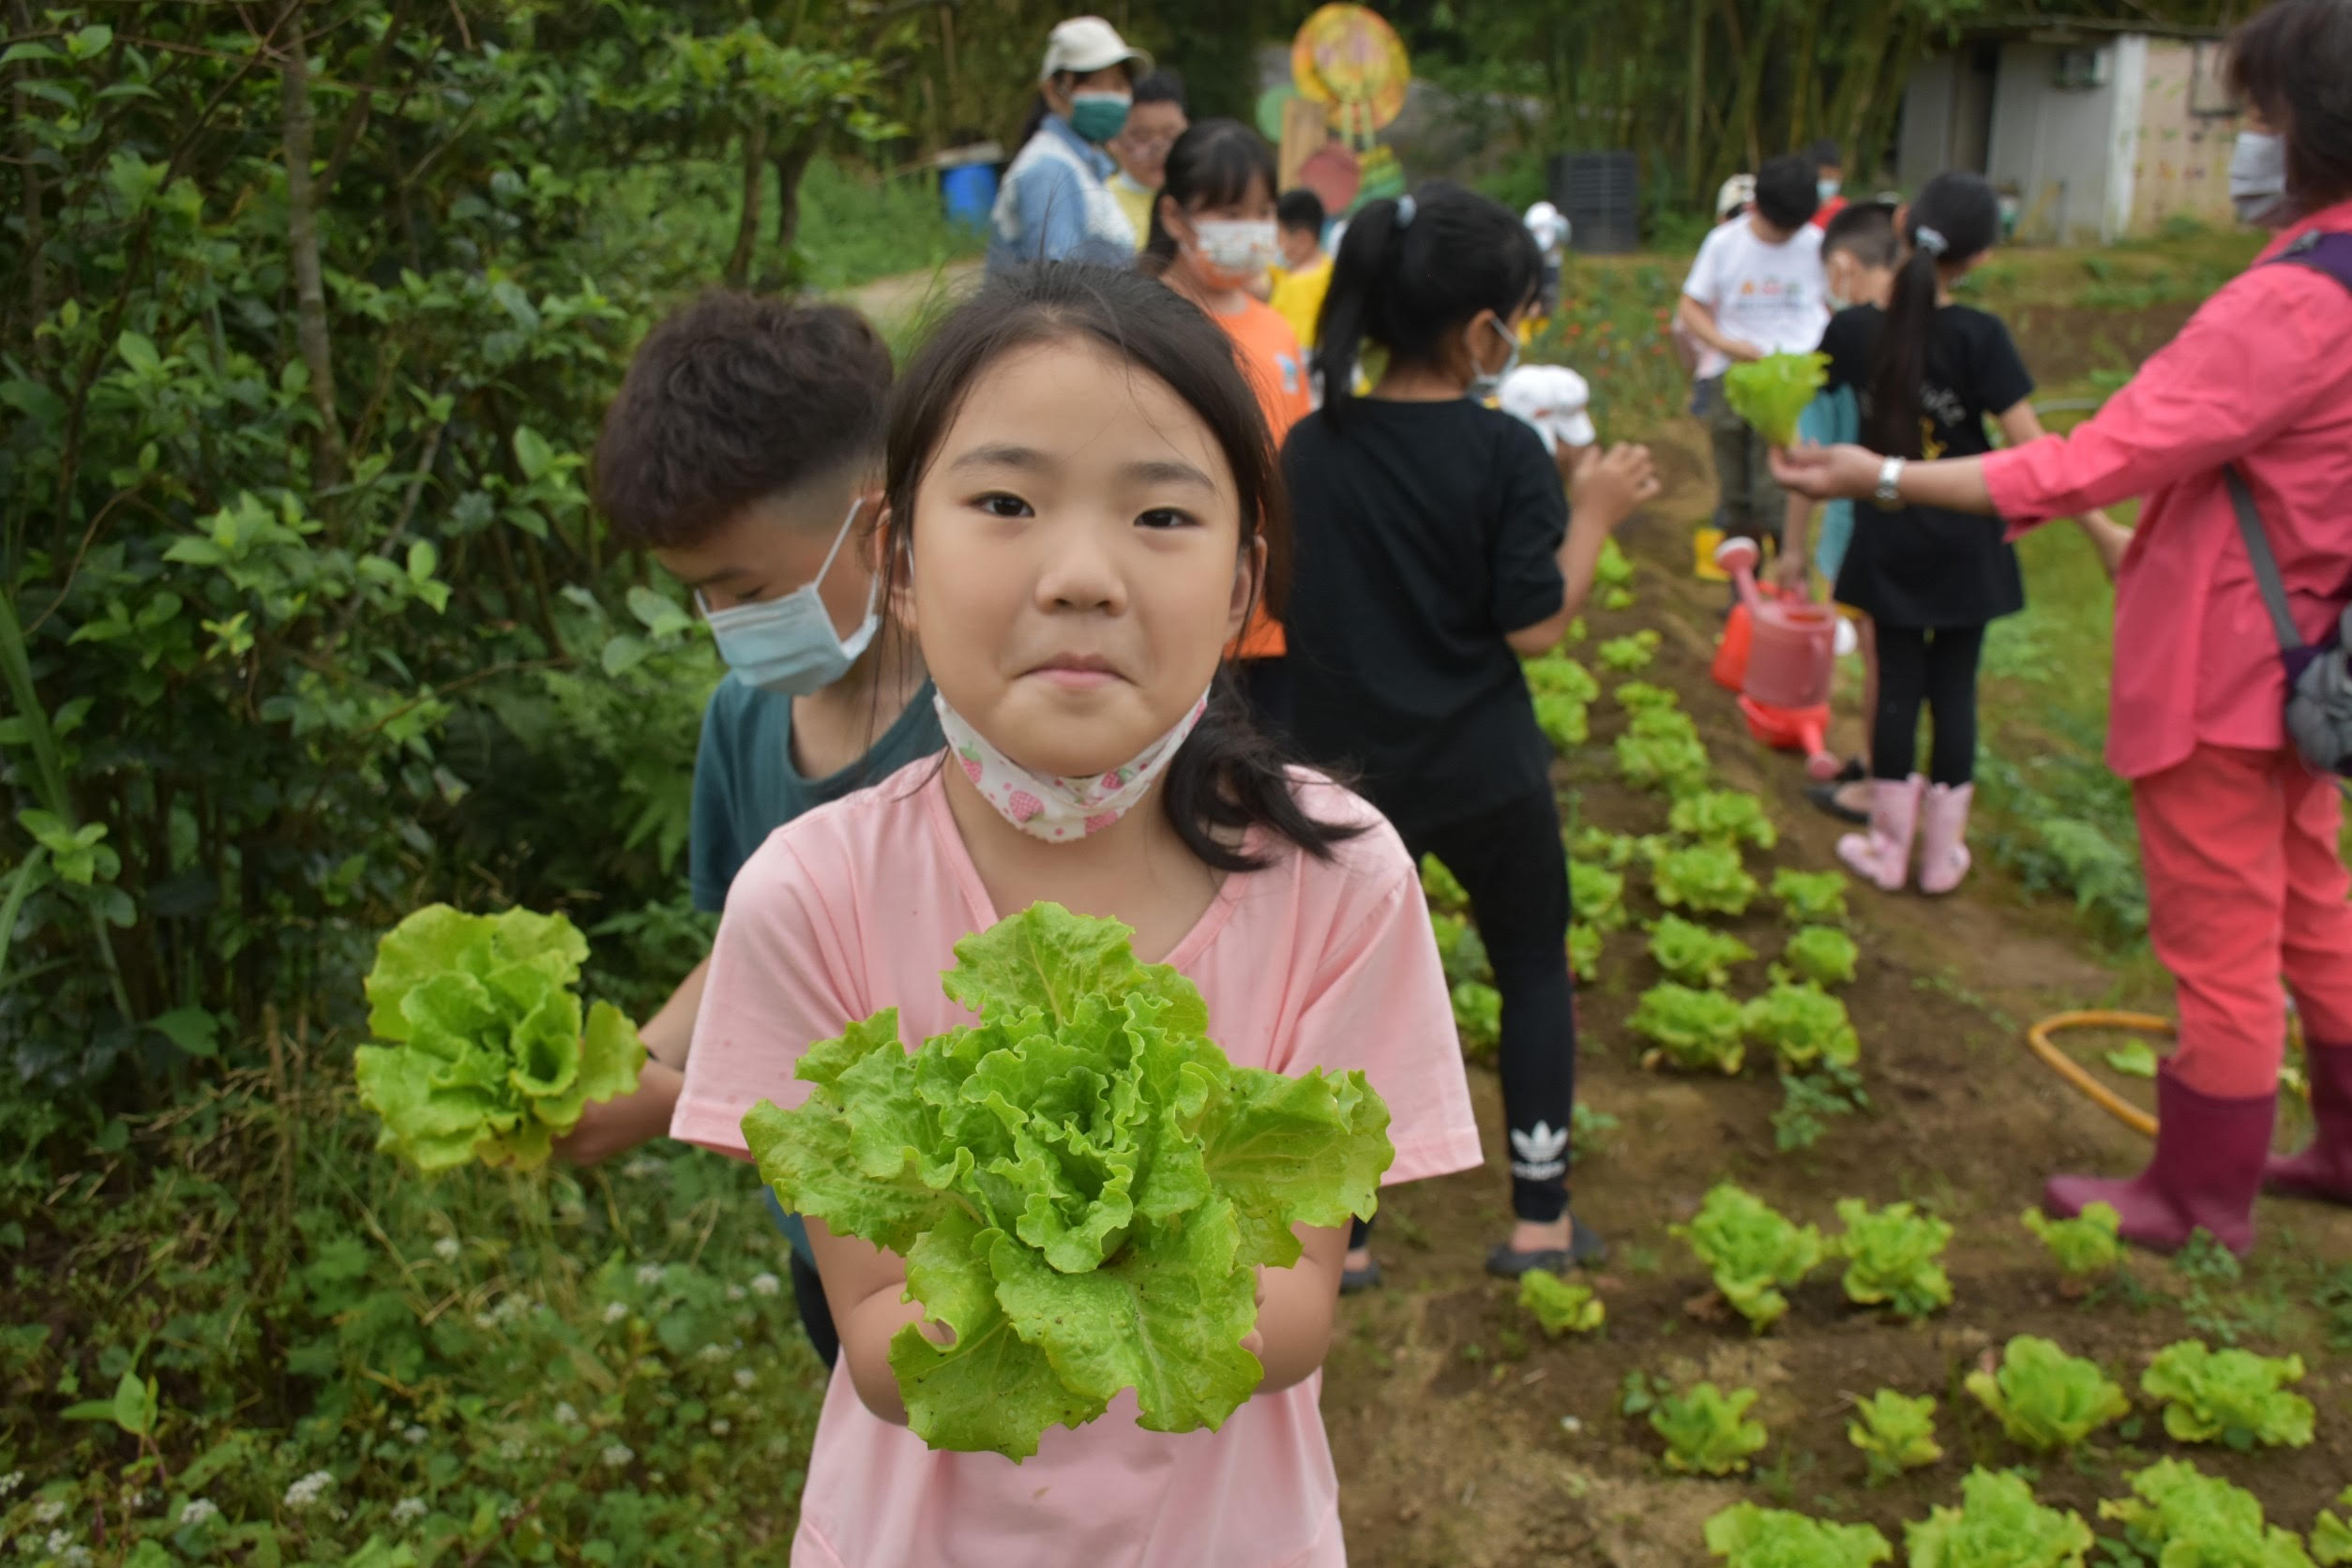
<box><xmin>1684</xmin><ymin>0</ymin><xmax>1707</xmax><ymax>196</ymax></box>
<box><xmin>279</xmin><ymin>0</ymin><xmax>345</xmax><ymax>488</ymax></box>
<box><xmin>725</xmin><ymin>111</ymin><xmax>771</xmax><ymax>288</ymax></box>
<box><xmin>766</xmin><ymin>134</ymin><xmax>818</xmax><ymax>289</ymax></box>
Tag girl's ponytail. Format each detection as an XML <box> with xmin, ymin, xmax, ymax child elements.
<box><xmin>1312</xmin><ymin>182</ymin><xmax>1540</xmax><ymax>425</ymax></box>
<box><xmin>1865</xmin><ymin>172</ymin><xmax>1999</xmax><ymax>460</ymax></box>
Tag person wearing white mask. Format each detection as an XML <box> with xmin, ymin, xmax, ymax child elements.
<box><xmin>1142</xmin><ymin>119</ymin><xmax>1313</xmax><ymax>734</ymax></box>
<box><xmin>554</xmin><ymin>294</ymin><xmax>940</xmax><ymax>1372</ymax></box>
<box><xmin>988</xmin><ymin>16</ymin><xmax>1151</xmax><ymax>274</ymax></box>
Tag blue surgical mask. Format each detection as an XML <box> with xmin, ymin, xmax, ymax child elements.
<box><xmin>2228</xmin><ymin>131</ymin><xmax>2292</xmax><ymax>228</ymax></box>
<box><xmin>1467</xmin><ymin>317</ymin><xmax>1519</xmax><ymax>402</ymax></box>
<box><xmin>1067</xmin><ymin>92</ymin><xmax>1131</xmax><ymax>144</ymax></box>
<box><xmin>699</xmin><ymin>500</ymin><xmax>880</xmax><ymax>697</ymax></box>
<box><xmin>1817</xmin><ymin>178</ymin><xmax>1841</xmax><ymax>203</ymax></box>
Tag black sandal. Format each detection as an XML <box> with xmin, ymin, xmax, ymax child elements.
<box><xmin>1485</xmin><ymin>1213</ymin><xmax>1607</xmax><ymax>1278</ymax></box>
<box><xmin>1340</xmin><ymin>1258</ymin><xmax>1383</xmax><ymax>1295</ymax></box>
<box><xmin>1805</xmin><ymin>781</ymin><xmax>1872</xmax><ymax>825</ymax></box>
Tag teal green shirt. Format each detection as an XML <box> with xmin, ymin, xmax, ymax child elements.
<box><xmin>688</xmin><ymin>673</ymin><xmax>944</xmax><ymax>915</ymax></box>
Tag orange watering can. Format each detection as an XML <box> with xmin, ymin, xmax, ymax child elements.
<box><xmin>1709</xmin><ymin>537</ymin><xmax>1846</xmax><ymax>781</ymax></box>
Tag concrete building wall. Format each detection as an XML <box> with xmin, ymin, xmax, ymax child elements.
<box><xmin>2128</xmin><ymin>38</ymin><xmax>2241</xmax><ymax>235</ymax></box>
<box><xmin>1984</xmin><ymin>41</ymin><xmax>2124</xmax><ymax>245</ymax></box>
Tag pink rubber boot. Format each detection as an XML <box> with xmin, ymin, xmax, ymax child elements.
<box><xmin>2267</xmin><ymin>1040</ymin><xmax>2352</xmax><ymax>1204</ymax></box>
<box><xmin>2044</xmin><ymin>1066</ymin><xmax>2275</xmax><ymax>1258</ymax></box>
<box><xmin>1916</xmin><ymin>782</ymin><xmax>1975</xmax><ymax>896</ymax></box>
<box><xmin>1837</xmin><ymin>776</ymin><xmax>1924</xmax><ymax>893</ymax></box>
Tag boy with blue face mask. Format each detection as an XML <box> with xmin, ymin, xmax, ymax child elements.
<box><xmin>557</xmin><ymin>292</ymin><xmax>940</xmax><ymax>1364</ymax></box>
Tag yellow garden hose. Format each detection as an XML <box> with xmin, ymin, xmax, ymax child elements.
<box><xmin>2027</xmin><ymin>1009</ymin><xmax>2309</xmax><ymax>1138</ymax></box>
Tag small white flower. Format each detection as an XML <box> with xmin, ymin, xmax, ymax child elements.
<box><xmin>696</xmin><ymin>1343</ymin><xmax>728</xmax><ymax>1363</ymax></box>
<box><xmin>178</xmin><ymin>1499</ymin><xmax>220</xmax><ymax>1527</ymax></box>
<box><xmin>29</xmin><ymin>1500</ymin><xmax>64</xmax><ymax>1526</ymax></box>
<box><xmin>282</xmin><ymin>1470</ymin><xmax>336</xmax><ymax>1510</ymax></box>
<box><xmin>1559</xmin><ymin>1415</ymin><xmax>1584</xmax><ymax>1435</ymax></box>
<box><xmin>401</xmin><ymin>1425</ymin><xmax>428</xmax><ymax>1445</ymax></box>
<box><xmin>553</xmin><ymin>1402</ymin><xmax>580</xmax><ymax>1427</ymax></box>
<box><xmin>472</xmin><ymin>1311</ymin><xmax>497</xmax><ymax>1330</ymax></box>
<box><xmin>599</xmin><ymin>1443</ymin><xmax>634</xmax><ymax>1470</ymax></box>
<box><xmin>602</xmin><ymin>1301</ymin><xmax>628</xmax><ymax>1324</ymax></box>
<box><xmin>725</xmin><ymin>1284</ymin><xmax>746</xmax><ymax>1303</ymax></box>
<box><xmin>497</xmin><ymin>1439</ymin><xmax>525</xmax><ymax>1461</ymax></box>
<box><xmin>0</xmin><ymin>1470</ymin><xmax>21</xmax><ymax>1497</ymax></box>
<box><xmin>748</xmin><ymin>1272</ymin><xmax>780</xmax><ymax>1297</ymax></box>
<box><xmin>43</xmin><ymin>1532</ymin><xmax>70</xmax><ymax>1555</ymax></box>
<box><xmin>708</xmin><ymin>1418</ymin><xmax>731</xmax><ymax>1437</ymax></box>
<box><xmin>432</xmin><ymin>1237</ymin><xmax>460</xmax><ymax>1262</ymax></box>
<box><xmin>732</xmin><ymin>1367</ymin><xmax>756</xmax><ymax>1391</ymax></box>
<box><xmin>620</xmin><ymin>1155</ymin><xmax>662</xmax><ymax>1179</ymax></box>
<box><xmin>61</xmin><ymin>1546</ymin><xmax>92</xmax><ymax>1568</ymax></box>
<box><xmin>391</xmin><ymin>1497</ymin><xmax>428</xmax><ymax>1525</ymax></box>
<box><xmin>634</xmin><ymin>1263</ymin><xmax>665</xmax><ymax>1287</ymax></box>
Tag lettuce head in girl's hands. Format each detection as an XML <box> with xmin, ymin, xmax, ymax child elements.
<box><xmin>1724</xmin><ymin>352</ymin><xmax>1832</xmax><ymax>447</ymax></box>
<box><xmin>743</xmin><ymin>903</ymin><xmax>1395</xmax><ymax>1461</ymax></box>
<box><xmin>355</xmin><ymin>904</ymin><xmax>646</xmax><ymax>1171</ymax></box>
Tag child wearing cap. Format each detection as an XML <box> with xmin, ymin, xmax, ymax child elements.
<box><xmin>988</xmin><ymin>16</ymin><xmax>1153</xmax><ymax>273</ymax></box>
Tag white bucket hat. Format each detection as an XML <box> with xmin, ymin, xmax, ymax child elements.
<box><xmin>1040</xmin><ymin>16</ymin><xmax>1151</xmax><ymax>82</ymax></box>
<box><xmin>1500</xmin><ymin>366</ymin><xmax>1597</xmax><ymax>454</ymax></box>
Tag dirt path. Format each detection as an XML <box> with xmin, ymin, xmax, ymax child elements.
<box><xmin>1316</xmin><ymin>419</ymin><xmax>2352</xmax><ymax>1566</ymax></box>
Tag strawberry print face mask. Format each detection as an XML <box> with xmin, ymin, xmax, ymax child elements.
<box><xmin>932</xmin><ymin>688</ymin><xmax>1213</xmax><ymax>844</ymax></box>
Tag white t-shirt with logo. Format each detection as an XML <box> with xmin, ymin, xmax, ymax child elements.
<box><xmin>1680</xmin><ymin>219</ymin><xmax>1830</xmax><ymax>380</ymax></box>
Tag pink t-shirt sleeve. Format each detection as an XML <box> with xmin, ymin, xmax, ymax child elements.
<box><xmin>1275</xmin><ymin>831</ymin><xmax>1485</xmax><ymax>1187</ymax></box>
<box><xmin>671</xmin><ymin>836</ymin><xmax>869</xmax><ymax>1159</ymax></box>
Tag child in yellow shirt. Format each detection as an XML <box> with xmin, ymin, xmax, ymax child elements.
<box><xmin>1268</xmin><ymin>188</ymin><xmax>1333</xmax><ymax>352</ymax></box>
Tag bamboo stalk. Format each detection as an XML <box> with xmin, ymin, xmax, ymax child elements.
<box><xmin>279</xmin><ymin>0</ymin><xmax>346</xmax><ymax>490</ymax></box>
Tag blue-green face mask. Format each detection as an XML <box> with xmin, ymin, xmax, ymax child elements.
<box><xmin>1067</xmin><ymin>91</ymin><xmax>1131</xmax><ymax>144</ymax></box>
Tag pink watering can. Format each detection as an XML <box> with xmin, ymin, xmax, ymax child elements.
<box><xmin>1710</xmin><ymin>537</ymin><xmax>1846</xmax><ymax>781</ymax></box>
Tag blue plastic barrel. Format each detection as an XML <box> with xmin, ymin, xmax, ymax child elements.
<box><xmin>942</xmin><ymin>163</ymin><xmax>999</xmax><ymax>233</ymax></box>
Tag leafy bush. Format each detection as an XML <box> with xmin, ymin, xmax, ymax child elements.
<box><xmin>1651</xmin><ymin>843</ymin><xmax>1760</xmax><ymax>915</ymax></box>
<box><xmin>1906</xmin><ymin>1468</ymin><xmax>2094</xmax><ymax>1567</ymax></box>
<box><xmin>1833</xmin><ymin>1199</ymin><xmax>1953</xmax><ymax>1319</ymax></box>
<box><xmin>1672</xmin><ymin>1184</ymin><xmax>1827</xmax><ymax>1333</ymax></box>
<box><xmin>1651</xmin><ymin>1383</ymin><xmax>1770</xmax><ymax>1475</ymax></box>
<box><xmin>1649</xmin><ymin>915</ymin><xmax>1755</xmax><ymax>988</ymax></box>
<box><xmin>1422</xmin><ymin>854</ymin><xmax>1471</xmax><ymax>915</ymax></box>
<box><xmin>1518</xmin><ymin>1270</ymin><xmax>1606</xmax><ymax>1336</ymax></box>
<box><xmin>1964</xmin><ymin>1337</ymin><xmax>2129</xmax><ymax>1453</ymax></box>
<box><xmin>1670</xmin><ymin>790</ymin><xmax>1779</xmax><ymax>851</ymax></box>
<box><xmin>1779</xmin><ymin>927</ymin><xmax>1860</xmax><ymax>988</ymax></box>
<box><xmin>1453</xmin><ymin>980</ymin><xmax>1503</xmax><ymax>1058</ymax></box>
<box><xmin>1430</xmin><ymin>912</ymin><xmax>1494</xmax><ymax>987</ymax></box>
<box><xmin>2021</xmin><ymin>1204</ymin><xmax>2124</xmax><ymax>1280</ymax></box>
<box><xmin>1633</xmin><ymin>985</ymin><xmax>1748</xmax><ymax>1075</ymax></box>
<box><xmin>1704</xmin><ymin>1502</ymin><xmax>1890</xmax><ymax>1565</ymax></box>
<box><xmin>1598</xmin><ymin>630</ymin><xmax>1662</xmax><ymax>671</ymax></box>
<box><xmin>1847</xmin><ymin>1390</ymin><xmax>1941</xmax><ymax>1484</ymax></box>
<box><xmin>355</xmin><ymin>906</ymin><xmax>646</xmax><ymax>1170</ymax></box>
<box><xmin>1771</xmin><ymin>868</ymin><xmax>1850</xmax><ymax>925</ymax></box>
<box><xmin>1741</xmin><ymin>981</ymin><xmax>1861</xmax><ymax>1071</ymax></box>
<box><xmin>2139</xmin><ymin>1341</ymin><xmax>2314</xmax><ymax>1450</ymax></box>
<box><xmin>1568</xmin><ymin>923</ymin><xmax>1603</xmax><ymax>983</ymax></box>
<box><xmin>1571</xmin><ymin>860</ymin><xmax>1630</xmax><ymax>929</ymax></box>
<box><xmin>743</xmin><ymin>905</ymin><xmax>1393</xmax><ymax>1458</ymax></box>
<box><xmin>2097</xmin><ymin>1459</ymin><xmax>2315</xmax><ymax>1567</ymax></box>
<box><xmin>1615</xmin><ymin>680</ymin><xmax>1681</xmax><ymax>713</ymax></box>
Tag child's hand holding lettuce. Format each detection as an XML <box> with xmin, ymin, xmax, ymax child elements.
<box><xmin>744</xmin><ymin>902</ymin><xmax>1395</xmax><ymax>1460</ymax></box>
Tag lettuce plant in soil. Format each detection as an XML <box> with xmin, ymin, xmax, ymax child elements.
<box><xmin>1771</xmin><ymin>867</ymin><xmax>1850</xmax><ymax>925</ymax></box>
<box><xmin>1651</xmin><ymin>1382</ymin><xmax>1770</xmax><ymax>1475</ymax></box>
<box><xmin>355</xmin><ymin>904</ymin><xmax>646</xmax><ymax>1171</ymax></box>
<box><xmin>1571</xmin><ymin>860</ymin><xmax>1629</xmax><ymax>929</ymax></box>
<box><xmin>743</xmin><ymin>903</ymin><xmax>1394</xmax><ymax>1459</ymax></box>
<box><xmin>1452</xmin><ymin>979</ymin><xmax>1502</xmax><ymax>1058</ymax></box>
<box><xmin>1614</xmin><ymin>680</ymin><xmax>1680</xmax><ymax>713</ymax></box>
<box><xmin>1649</xmin><ymin>914</ymin><xmax>1755</xmax><ymax>988</ymax></box>
<box><xmin>2098</xmin><ymin>1458</ymin><xmax>2316</xmax><ymax>1567</ymax></box>
<box><xmin>1670</xmin><ymin>789</ymin><xmax>1779</xmax><ymax>851</ymax></box>
<box><xmin>2021</xmin><ymin>1203</ymin><xmax>2124</xmax><ymax>1284</ymax></box>
<box><xmin>1518</xmin><ymin>1270</ymin><xmax>1605</xmax><ymax>1336</ymax></box>
<box><xmin>1673</xmin><ymin>1183</ymin><xmax>1827</xmax><ymax>1333</ymax></box>
<box><xmin>1568</xmin><ymin>922</ymin><xmax>1603</xmax><ymax>983</ymax></box>
<box><xmin>1905</xmin><ymin>1468</ymin><xmax>2094</xmax><ymax>1568</ymax></box>
<box><xmin>1651</xmin><ymin>842</ymin><xmax>1760</xmax><ymax>916</ymax></box>
<box><xmin>1596</xmin><ymin>537</ymin><xmax>1636</xmax><ymax>592</ymax></box>
<box><xmin>1964</xmin><ymin>1336</ymin><xmax>2129</xmax><ymax>1453</ymax></box>
<box><xmin>1833</xmin><ymin>1199</ymin><xmax>1953</xmax><ymax>1319</ymax></box>
<box><xmin>1534</xmin><ymin>692</ymin><xmax>1591</xmax><ymax>752</ymax></box>
<box><xmin>2139</xmin><ymin>1339</ymin><xmax>2314</xmax><ymax>1450</ymax></box>
<box><xmin>1742</xmin><ymin>980</ymin><xmax>1861</xmax><ymax>1070</ymax></box>
<box><xmin>1778</xmin><ymin>926</ymin><xmax>1859</xmax><ymax>988</ymax></box>
<box><xmin>1704</xmin><ymin>1502</ymin><xmax>1890</xmax><ymax>1566</ymax></box>
<box><xmin>1633</xmin><ymin>984</ymin><xmax>1748</xmax><ymax>1075</ymax></box>
<box><xmin>1421</xmin><ymin>853</ymin><xmax>1470</xmax><ymax>915</ymax></box>
<box><xmin>1429</xmin><ymin>912</ymin><xmax>1492</xmax><ymax>988</ymax></box>
<box><xmin>1598</xmin><ymin>630</ymin><xmax>1661</xmax><ymax>671</ymax></box>
<box><xmin>2313</xmin><ymin>1486</ymin><xmax>2352</xmax><ymax>1566</ymax></box>
<box><xmin>1618</xmin><ymin>731</ymin><xmax>1715</xmax><ymax>796</ymax></box>
<box><xmin>1846</xmin><ymin>1390</ymin><xmax>1940</xmax><ymax>1484</ymax></box>
<box><xmin>1523</xmin><ymin>653</ymin><xmax>1601</xmax><ymax>703</ymax></box>
<box><xmin>1574</xmin><ymin>825</ymin><xmax>1644</xmax><ymax>868</ymax></box>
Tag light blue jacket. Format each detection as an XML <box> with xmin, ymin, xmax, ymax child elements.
<box><xmin>1801</xmin><ymin>385</ymin><xmax>1861</xmax><ymax>585</ymax></box>
<box><xmin>985</xmin><ymin>114</ymin><xmax>1138</xmax><ymax>275</ymax></box>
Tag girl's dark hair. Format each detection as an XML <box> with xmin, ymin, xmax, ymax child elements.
<box><xmin>1314</xmin><ymin>180</ymin><xmax>1541</xmax><ymax>422</ymax></box>
<box><xmin>880</xmin><ymin>262</ymin><xmax>1360</xmax><ymax>871</ymax></box>
<box><xmin>1142</xmin><ymin>118</ymin><xmax>1278</xmax><ymax>263</ymax></box>
<box><xmin>2228</xmin><ymin>0</ymin><xmax>2352</xmax><ymax>209</ymax></box>
<box><xmin>1866</xmin><ymin>171</ymin><xmax>1999</xmax><ymax>460</ymax></box>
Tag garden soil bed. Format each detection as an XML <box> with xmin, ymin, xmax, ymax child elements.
<box><xmin>1316</xmin><ymin>417</ymin><xmax>2352</xmax><ymax>1566</ymax></box>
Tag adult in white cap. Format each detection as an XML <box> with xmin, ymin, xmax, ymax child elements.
<box><xmin>987</xmin><ymin>17</ymin><xmax>1153</xmax><ymax>276</ymax></box>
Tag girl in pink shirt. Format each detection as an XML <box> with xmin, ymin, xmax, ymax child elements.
<box><xmin>1772</xmin><ymin>0</ymin><xmax>2352</xmax><ymax>1262</ymax></box>
<box><xmin>672</xmin><ymin>260</ymin><xmax>1483</xmax><ymax>1566</ymax></box>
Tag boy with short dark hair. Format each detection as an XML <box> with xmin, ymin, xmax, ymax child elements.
<box><xmin>1269</xmin><ymin>187</ymin><xmax>1332</xmax><ymax>353</ymax></box>
<box><xmin>1809</xmin><ymin>137</ymin><xmax>1849</xmax><ymax>231</ymax></box>
<box><xmin>1677</xmin><ymin>152</ymin><xmax>1830</xmax><ymax>549</ymax></box>
<box><xmin>561</xmin><ymin>291</ymin><xmax>942</xmax><ymax>1365</ymax></box>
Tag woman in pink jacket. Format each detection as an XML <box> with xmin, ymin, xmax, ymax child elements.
<box><xmin>1773</xmin><ymin>0</ymin><xmax>2352</xmax><ymax>1260</ymax></box>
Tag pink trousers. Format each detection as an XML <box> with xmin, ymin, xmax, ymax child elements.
<box><xmin>2135</xmin><ymin>744</ymin><xmax>2352</xmax><ymax>1098</ymax></box>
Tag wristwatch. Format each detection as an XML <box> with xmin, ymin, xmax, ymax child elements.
<box><xmin>1872</xmin><ymin>456</ymin><xmax>1907</xmax><ymax>510</ymax></box>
